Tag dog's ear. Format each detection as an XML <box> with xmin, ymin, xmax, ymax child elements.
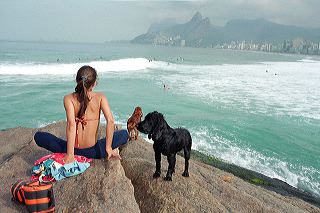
<box><xmin>151</xmin><ymin>113</ymin><xmax>165</xmax><ymax>141</ymax></box>
<box><xmin>152</xmin><ymin>126</ymin><xmax>163</xmax><ymax>141</ymax></box>
<box><xmin>152</xmin><ymin>128</ymin><xmax>162</xmax><ymax>141</ymax></box>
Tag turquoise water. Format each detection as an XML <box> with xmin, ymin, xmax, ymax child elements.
<box><xmin>0</xmin><ymin>41</ymin><xmax>319</xmax><ymax>197</ymax></box>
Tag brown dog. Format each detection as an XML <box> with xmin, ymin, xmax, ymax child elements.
<box><xmin>127</xmin><ymin>107</ymin><xmax>143</xmax><ymax>141</ymax></box>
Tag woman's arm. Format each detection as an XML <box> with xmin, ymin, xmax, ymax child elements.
<box><xmin>101</xmin><ymin>94</ymin><xmax>121</xmax><ymax>160</ymax></box>
<box><xmin>63</xmin><ymin>95</ymin><xmax>76</xmax><ymax>163</ymax></box>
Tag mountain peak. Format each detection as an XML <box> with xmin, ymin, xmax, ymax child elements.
<box><xmin>191</xmin><ymin>12</ymin><xmax>202</xmax><ymax>22</ymax></box>
<box><xmin>132</xmin><ymin>12</ymin><xmax>320</xmax><ymax>48</ymax></box>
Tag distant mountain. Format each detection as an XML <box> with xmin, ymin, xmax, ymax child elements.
<box><xmin>224</xmin><ymin>18</ymin><xmax>320</xmax><ymax>42</ymax></box>
<box><xmin>147</xmin><ymin>18</ymin><xmax>178</xmax><ymax>33</ymax></box>
<box><xmin>132</xmin><ymin>12</ymin><xmax>320</xmax><ymax>47</ymax></box>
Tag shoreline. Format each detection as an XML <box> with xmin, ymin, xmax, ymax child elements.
<box><xmin>2</xmin><ymin>39</ymin><xmax>320</xmax><ymax>59</ymax></box>
<box><xmin>187</xmin><ymin>150</ymin><xmax>320</xmax><ymax>207</ymax></box>
<box><xmin>128</xmin><ymin>42</ymin><xmax>320</xmax><ymax>59</ymax></box>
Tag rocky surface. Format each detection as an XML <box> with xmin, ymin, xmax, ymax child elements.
<box><xmin>120</xmin><ymin>138</ymin><xmax>320</xmax><ymax>213</ymax></box>
<box><xmin>0</xmin><ymin>121</ymin><xmax>319</xmax><ymax>212</ymax></box>
<box><xmin>0</xmin><ymin>121</ymin><xmax>139</xmax><ymax>213</ymax></box>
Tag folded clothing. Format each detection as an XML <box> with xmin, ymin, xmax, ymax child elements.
<box><xmin>32</xmin><ymin>153</ymin><xmax>92</xmax><ymax>182</ymax></box>
<box><xmin>34</xmin><ymin>153</ymin><xmax>92</xmax><ymax>165</ymax></box>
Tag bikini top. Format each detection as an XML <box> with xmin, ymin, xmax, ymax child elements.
<box><xmin>75</xmin><ymin>117</ymin><xmax>99</xmax><ymax>148</ymax></box>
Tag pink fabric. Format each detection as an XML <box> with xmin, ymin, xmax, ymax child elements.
<box><xmin>31</xmin><ymin>153</ymin><xmax>92</xmax><ymax>182</ymax></box>
<box><xmin>34</xmin><ymin>153</ymin><xmax>92</xmax><ymax>166</ymax></box>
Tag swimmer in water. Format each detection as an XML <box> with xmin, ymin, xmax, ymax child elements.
<box><xmin>163</xmin><ymin>84</ymin><xmax>170</xmax><ymax>91</ymax></box>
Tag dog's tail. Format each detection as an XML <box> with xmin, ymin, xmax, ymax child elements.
<box><xmin>188</xmin><ymin>131</ymin><xmax>192</xmax><ymax>150</ymax></box>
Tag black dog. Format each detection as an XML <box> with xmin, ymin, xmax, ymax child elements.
<box><xmin>137</xmin><ymin>111</ymin><xmax>192</xmax><ymax>181</ymax></box>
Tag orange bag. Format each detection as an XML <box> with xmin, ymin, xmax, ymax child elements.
<box><xmin>11</xmin><ymin>180</ymin><xmax>28</xmax><ymax>203</ymax></box>
<box><xmin>11</xmin><ymin>180</ymin><xmax>55</xmax><ymax>213</ymax></box>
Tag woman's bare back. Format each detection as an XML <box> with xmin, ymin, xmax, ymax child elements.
<box><xmin>68</xmin><ymin>92</ymin><xmax>103</xmax><ymax>148</ymax></box>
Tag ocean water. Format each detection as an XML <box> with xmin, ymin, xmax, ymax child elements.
<box><xmin>0</xmin><ymin>41</ymin><xmax>319</xmax><ymax>197</ymax></box>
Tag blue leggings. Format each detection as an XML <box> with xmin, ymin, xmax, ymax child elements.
<box><xmin>34</xmin><ymin>130</ymin><xmax>129</xmax><ymax>159</ymax></box>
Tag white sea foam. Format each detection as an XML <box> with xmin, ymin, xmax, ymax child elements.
<box><xmin>297</xmin><ymin>57</ymin><xmax>319</xmax><ymax>63</ymax></box>
<box><xmin>0</xmin><ymin>58</ymin><xmax>152</xmax><ymax>75</ymax></box>
<box><xmin>38</xmin><ymin>120</ymin><xmax>57</xmax><ymax>128</ymax></box>
<box><xmin>190</xmin><ymin>125</ymin><xmax>320</xmax><ymax>197</ymax></box>
<box><xmin>99</xmin><ymin>112</ymin><xmax>128</xmax><ymax>129</ymax></box>
<box><xmin>150</xmin><ymin>59</ymin><xmax>320</xmax><ymax>120</ymax></box>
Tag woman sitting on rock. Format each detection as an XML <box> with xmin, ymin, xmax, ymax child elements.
<box><xmin>34</xmin><ymin>65</ymin><xmax>128</xmax><ymax>163</ymax></box>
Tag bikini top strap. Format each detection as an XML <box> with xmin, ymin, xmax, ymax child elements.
<box><xmin>74</xmin><ymin>117</ymin><xmax>99</xmax><ymax>147</ymax></box>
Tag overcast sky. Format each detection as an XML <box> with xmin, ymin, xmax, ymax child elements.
<box><xmin>1</xmin><ymin>0</ymin><xmax>319</xmax><ymax>43</ymax></box>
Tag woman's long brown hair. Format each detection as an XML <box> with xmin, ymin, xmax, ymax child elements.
<box><xmin>75</xmin><ymin>65</ymin><xmax>97</xmax><ymax>118</ymax></box>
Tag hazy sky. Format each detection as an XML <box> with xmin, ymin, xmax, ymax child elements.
<box><xmin>1</xmin><ymin>0</ymin><xmax>320</xmax><ymax>42</ymax></box>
